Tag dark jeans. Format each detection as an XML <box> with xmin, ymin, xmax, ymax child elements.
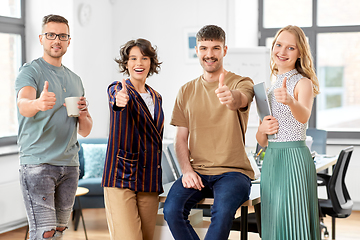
<box><xmin>163</xmin><ymin>171</ymin><xmax>251</xmax><ymax>240</ymax></box>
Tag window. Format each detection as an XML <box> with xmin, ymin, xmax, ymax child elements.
<box><xmin>0</xmin><ymin>0</ymin><xmax>25</xmax><ymax>144</ymax></box>
<box><xmin>259</xmin><ymin>0</ymin><xmax>360</xmax><ymax>138</ymax></box>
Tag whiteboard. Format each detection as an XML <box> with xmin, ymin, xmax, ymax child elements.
<box><xmin>224</xmin><ymin>47</ymin><xmax>271</xmax><ymax>126</ymax></box>
<box><xmin>224</xmin><ymin>47</ymin><xmax>271</xmax><ymax>85</ymax></box>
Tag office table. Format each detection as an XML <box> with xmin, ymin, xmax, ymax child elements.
<box><xmin>315</xmin><ymin>155</ymin><xmax>338</xmax><ymax>173</ymax></box>
<box><xmin>159</xmin><ymin>155</ymin><xmax>337</xmax><ymax>240</ymax></box>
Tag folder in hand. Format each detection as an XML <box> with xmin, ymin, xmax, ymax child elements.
<box><xmin>253</xmin><ymin>82</ymin><xmax>277</xmax><ymax>139</ymax></box>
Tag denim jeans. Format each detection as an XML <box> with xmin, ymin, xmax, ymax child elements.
<box><xmin>19</xmin><ymin>164</ymin><xmax>79</xmax><ymax>240</ymax></box>
<box><xmin>163</xmin><ymin>171</ymin><xmax>251</xmax><ymax>240</ymax></box>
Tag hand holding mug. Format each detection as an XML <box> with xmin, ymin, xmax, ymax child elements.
<box><xmin>64</xmin><ymin>97</ymin><xmax>89</xmax><ymax>117</ymax></box>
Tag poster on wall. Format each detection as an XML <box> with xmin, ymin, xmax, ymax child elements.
<box><xmin>184</xmin><ymin>28</ymin><xmax>199</xmax><ymax>64</ymax></box>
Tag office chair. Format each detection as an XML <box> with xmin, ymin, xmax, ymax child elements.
<box><xmin>306</xmin><ymin>128</ymin><xmax>327</xmax><ymax>155</ymax></box>
<box><xmin>306</xmin><ymin>128</ymin><xmax>329</xmax><ymax>234</ymax></box>
<box><xmin>161</xmin><ymin>151</ymin><xmax>176</xmax><ymax>184</ymax></box>
<box><xmin>318</xmin><ymin>146</ymin><xmax>354</xmax><ymax>240</ymax></box>
<box><xmin>159</xmin><ymin>151</ymin><xmax>176</xmax><ymax>209</ymax></box>
<box><xmin>166</xmin><ymin>143</ymin><xmax>182</xmax><ymax>179</ymax></box>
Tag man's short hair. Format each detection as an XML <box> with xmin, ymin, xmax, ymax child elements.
<box><xmin>42</xmin><ymin>14</ymin><xmax>69</xmax><ymax>32</ymax></box>
<box><xmin>196</xmin><ymin>25</ymin><xmax>226</xmax><ymax>45</ymax></box>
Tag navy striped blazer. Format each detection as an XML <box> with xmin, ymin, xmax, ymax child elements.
<box><xmin>102</xmin><ymin>79</ymin><xmax>164</xmax><ymax>193</ymax></box>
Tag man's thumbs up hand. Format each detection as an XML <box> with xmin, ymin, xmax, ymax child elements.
<box><xmin>43</xmin><ymin>80</ymin><xmax>49</xmax><ymax>92</ymax></box>
<box><xmin>37</xmin><ymin>81</ymin><xmax>56</xmax><ymax>111</ymax></box>
<box><xmin>115</xmin><ymin>79</ymin><xmax>129</xmax><ymax>107</ymax></box>
<box><xmin>218</xmin><ymin>72</ymin><xmax>225</xmax><ymax>88</ymax></box>
<box><xmin>215</xmin><ymin>72</ymin><xmax>234</xmax><ymax>105</ymax></box>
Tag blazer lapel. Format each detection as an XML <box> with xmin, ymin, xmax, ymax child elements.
<box><xmin>127</xmin><ymin>80</ymin><xmax>164</xmax><ymax>143</ymax></box>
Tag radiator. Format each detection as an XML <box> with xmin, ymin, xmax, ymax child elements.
<box><xmin>0</xmin><ymin>180</ymin><xmax>27</xmax><ymax>233</ymax></box>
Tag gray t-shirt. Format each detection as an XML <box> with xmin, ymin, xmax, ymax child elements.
<box><xmin>15</xmin><ymin>57</ymin><xmax>85</xmax><ymax>166</ymax></box>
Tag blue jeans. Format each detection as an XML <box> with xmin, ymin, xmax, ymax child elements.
<box><xmin>163</xmin><ymin>171</ymin><xmax>251</xmax><ymax>240</ymax></box>
<box><xmin>20</xmin><ymin>164</ymin><xmax>79</xmax><ymax>240</ymax></box>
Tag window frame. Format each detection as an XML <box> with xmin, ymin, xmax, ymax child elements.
<box><xmin>0</xmin><ymin>0</ymin><xmax>25</xmax><ymax>146</ymax></box>
<box><xmin>258</xmin><ymin>0</ymin><xmax>360</xmax><ymax>139</ymax></box>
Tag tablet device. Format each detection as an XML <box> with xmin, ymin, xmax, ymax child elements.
<box><xmin>253</xmin><ymin>82</ymin><xmax>277</xmax><ymax>139</ymax></box>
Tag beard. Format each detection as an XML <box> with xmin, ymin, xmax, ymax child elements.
<box><xmin>44</xmin><ymin>45</ymin><xmax>67</xmax><ymax>59</ymax></box>
<box><xmin>200</xmin><ymin>57</ymin><xmax>222</xmax><ymax>73</ymax></box>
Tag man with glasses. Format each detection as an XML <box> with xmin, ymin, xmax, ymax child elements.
<box><xmin>15</xmin><ymin>14</ymin><xmax>92</xmax><ymax>239</ymax></box>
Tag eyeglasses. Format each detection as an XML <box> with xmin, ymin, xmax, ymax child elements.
<box><xmin>42</xmin><ymin>32</ymin><xmax>70</xmax><ymax>41</ymax></box>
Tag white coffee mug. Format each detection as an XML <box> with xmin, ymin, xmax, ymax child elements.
<box><xmin>65</xmin><ymin>97</ymin><xmax>89</xmax><ymax>117</ymax></box>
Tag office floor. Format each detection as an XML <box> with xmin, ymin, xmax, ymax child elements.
<box><xmin>1</xmin><ymin>209</ymin><xmax>359</xmax><ymax>240</ymax></box>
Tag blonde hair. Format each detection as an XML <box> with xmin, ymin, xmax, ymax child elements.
<box><xmin>270</xmin><ymin>25</ymin><xmax>319</xmax><ymax>96</ymax></box>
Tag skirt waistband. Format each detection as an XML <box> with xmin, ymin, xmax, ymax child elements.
<box><xmin>268</xmin><ymin>140</ymin><xmax>306</xmax><ymax>149</ymax></box>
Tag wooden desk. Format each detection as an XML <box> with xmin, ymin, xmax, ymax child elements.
<box><xmin>315</xmin><ymin>155</ymin><xmax>338</xmax><ymax>173</ymax></box>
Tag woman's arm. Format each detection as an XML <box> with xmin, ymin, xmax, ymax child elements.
<box><xmin>274</xmin><ymin>77</ymin><xmax>314</xmax><ymax>123</ymax></box>
<box><xmin>256</xmin><ymin>116</ymin><xmax>279</xmax><ymax>147</ymax></box>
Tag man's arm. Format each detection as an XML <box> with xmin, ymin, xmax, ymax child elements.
<box><xmin>215</xmin><ymin>73</ymin><xmax>249</xmax><ymax>110</ymax></box>
<box><xmin>175</xmin><ymin>126</ymin><xmax>204</xmax><ymax>190</ymax></box>
<box><xmin>77</xmin><ymin>97</ymin><xmax>93</xmax><ymax>137</ymax></box>
<box><xmin>17</xmin><ymin>81</ymin><xmax>56</xmax><ymax>117</ymax></box>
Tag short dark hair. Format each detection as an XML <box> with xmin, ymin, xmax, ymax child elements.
<box><xmin>196</xmin><ymin>25</ymin><xmax>226</xmax><ymax>45</ymax></box>
<box><xmin>115</xmin><ymin>38</ymin><xmax>162</xmax><ymax>77</ymax></box>
<box><xmin>42</xmin><ymin>14</ymin><xmax>69</xmax><ymax>32</ymax></box>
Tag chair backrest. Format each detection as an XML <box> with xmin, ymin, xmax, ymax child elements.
<box><xmin>78</xmin><ymin>138</ymin><xmax>108</xmax><ymax>179</ymax></box>
<box><xmin>328</xmin><ymin>146</ymin><xmax>354</xmax><ymax>217</ymax></box>
<box><xmin>306</xmin><ymin>128</ymin><xmax>327</xmax><ymax>154</ymax></box>
<box><xmin>167</xmin><ymin>143</ymin><xmax>182</xmax><ymax>179</ymax></box>
<box><xmin>161</xmin><ymin>151</ymin><xmax>176</xmax><ymax>184</ymax></box>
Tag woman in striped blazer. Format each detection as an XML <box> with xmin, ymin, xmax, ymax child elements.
<box><xmin>102</xmin><ymin>38</ymin><xmax>164</xmax><ymax>240</ymax></box>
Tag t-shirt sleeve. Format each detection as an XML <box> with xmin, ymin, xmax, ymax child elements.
<box><xmin>15</xmin><ymin>64</ymin><xmax>40</xmax><ymax>97</ymax></box>
<box><xmin>235</xmin><ymin>77</ymin><xmax>254</xmax><ymax>111</ymax></box>
<box><xmin>170</xmin><ymin>86</ymin><xmax>188</xmax><ymax>128</ymax></box>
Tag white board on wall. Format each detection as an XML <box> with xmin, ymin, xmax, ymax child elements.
<box><xmin>224</xmin><ymin>47</ymin><xmax>271</xmax><ymax>126</ymax></box>
<box><xmin>224</xmin><ymin>47</ymin><xmax>271</xmax><ymax>85</ymax></box>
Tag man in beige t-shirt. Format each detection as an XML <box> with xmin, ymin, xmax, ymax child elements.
<box><xmin>163</xmin><ymin>25</ymin><xmax>255</xmax><ymax>240</ymax></box>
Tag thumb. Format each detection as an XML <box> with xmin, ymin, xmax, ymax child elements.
<box><xmin>43</xmin><ymin>81</ymin><xmax>49</xmax><ymax>92</ymax></box>
<box><xmin>218</xmin><ymin>73</ymin><xmax>224</xmax><ymax>88</ymax></box>
<box><xmin>121</xmin><ymin>79</ymin><xmax>127</xmax><ymax>93</ymax></box>
<box><xmin>282</xmin><ymin>77</ymin><xmax>287</xmax><ymax>89</ymax></box>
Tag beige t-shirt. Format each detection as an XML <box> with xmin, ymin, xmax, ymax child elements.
<box><xmin>170</xmin><ymin>72</ymin><xmax>255</xmax><ymax>179</ymax></box>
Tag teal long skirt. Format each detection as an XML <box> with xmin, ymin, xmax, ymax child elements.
<box><xmin>260</xmin><ymin>141</ymin><xmax>320</xmax><ymax>240</ymax></box>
